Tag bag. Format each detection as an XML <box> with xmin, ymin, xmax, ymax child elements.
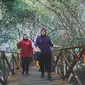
<box><xmin>33</xmin><ymin>47</ymin><xmax>41</xmax><ymax>53</ymax></box>
<box><xmin>36</xmin><ymin>47</ymin><xmax>41</xmax><ymax>53</ymax></box>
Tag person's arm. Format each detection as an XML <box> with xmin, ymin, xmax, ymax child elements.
<box><xmin>36</xmin><ymin>36</ymin><xmax>41</xmax><ymax>53</ymax></box>
<box><xmin>36</xmin><ymin>36</ymin><xmax>39</xmax><ymax>47</ymax></box>
<box><xmin>30</xmin><ymin>41</ymin><xmax>33</xmax><ymax>55</ymax></box>
<box><xmin>48</xmin><ymin>37</ymin><xmax>53</xmax><ymax>47</ymax></box>
<box><xmin>17</xmin><ymin>41</ymin><xmax>22</xmax><ymax>49</ymax></box>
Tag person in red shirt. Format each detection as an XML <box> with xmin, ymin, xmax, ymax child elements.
<box><xmin>17</xmin><ymin>34</ymin><xmax>33</xmax><ymax>74</ymax></box>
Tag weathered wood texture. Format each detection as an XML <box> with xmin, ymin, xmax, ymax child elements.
<box><xmin>7</xmin><ymin>66</ymin><xmax>71</xmax><ymax>85</ymax></box>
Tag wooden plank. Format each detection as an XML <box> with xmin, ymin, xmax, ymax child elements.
<box><xmin>7</xmin><ymin>66</ymin><xmax>71</xmax><ymax>85</ymax></box>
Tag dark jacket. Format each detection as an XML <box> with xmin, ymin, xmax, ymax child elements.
<box><xmin>36</xmin><ymin>35</ymin><xmax>53</xmax><ymax>55</ymax></box>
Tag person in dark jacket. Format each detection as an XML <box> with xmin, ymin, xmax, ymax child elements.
<box><xmin>36</xmin><ymin>28</ymin><xmax>53</xmax><ymax>81</ymax></box>
<box><xmin>17</xmin><ymin>34</ymin><xmax>33</xmax><ymax>75</ymax></box>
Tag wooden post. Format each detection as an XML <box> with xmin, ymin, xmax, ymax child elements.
<box><xmin>5</xmin><ymin>55</ymin><xmax>15</xmax><ymax>75</ymax></box>
<box><xmin>0</xmin><ymin>78</ymin><xmax>5</xmax><ymax>85</ymax></box>
<box><xmin>64</xmin><ymin>60</ymin><xmax>66</xmax><ymax>75</ymax></box>
<box><xmin>12</xmin><ymin>53</ymin><xmax>15</xmax><ymax>72</ymax></box>
<box><xmin>2</xmin><ymin>52</ymin><xmax>6</xmax><ymax>82</ymax></box>
<box><xmin>84</xmin><ymin>53</ymin><xmax>85</xmax><ymax>71</ymax></box>
<box><xmin>16</xmin><ymin>53</ymin><xmax>20</xmax><ymax>70</ymax></box>
<box><xmin>60</xmin><ymin>51</ymin><xmax>64</xmax><ymax>79</ymax></box>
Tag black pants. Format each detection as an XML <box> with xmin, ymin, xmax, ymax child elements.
<box><xmin>39</xmin><ymin>54</ymin><xmax>51</xmax><ymax>74</ymax></box>
<box><xmin>21</xmin><ymin>57</ymin><xmax>30</xmax><ymax>73</ymax></box>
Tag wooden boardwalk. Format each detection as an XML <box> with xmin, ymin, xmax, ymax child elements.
<box><xmin>7</xmin><ymin>66</ymin><xmax>71</xmax><ymax>85</ymax></box>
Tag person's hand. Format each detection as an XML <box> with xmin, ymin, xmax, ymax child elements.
<box><xmin>37</xmin><ymin>47</ymin><xmax>41</xmax><ymax>53</ymax></box>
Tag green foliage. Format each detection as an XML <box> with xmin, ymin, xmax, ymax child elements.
<box><xmin>0</xmin><ymin>0</ymin><xmax>85</xmax><ymax>51</ymax></box>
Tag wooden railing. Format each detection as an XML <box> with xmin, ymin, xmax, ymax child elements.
<box><xmin>0</xmin><ymin>45</ymin><xmax>85</xmax><ymax>85</ymax></box>
<box><xmin>0</xmin><ymin>51</ymin><xmax>20</xmax><ymax>85</ymax></box>
<box><xmin>53</xmin><ymin>45</ymin><xmax>85</xmax><ymax>85</ymax></box>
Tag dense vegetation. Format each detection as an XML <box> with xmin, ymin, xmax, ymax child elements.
<box><xmin>0</xmin><ymin>0</ymin><xmax>85</xmax><ymax>51</ymax></box>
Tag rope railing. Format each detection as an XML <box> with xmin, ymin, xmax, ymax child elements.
<box><xmin>53</xmin><ymin>45</ymin><xmax>85</xmax><ymax>85</ymax></box>
<box><xmin>0</xmin><ymin>51</ymin><xmax>20</xmax><ymax>85</ymax></box>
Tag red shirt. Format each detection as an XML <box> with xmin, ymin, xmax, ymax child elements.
<box><xmin>17</xmin><ymin>40</ymin><xmax>33</xmax><ymax>57</ymax></box>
